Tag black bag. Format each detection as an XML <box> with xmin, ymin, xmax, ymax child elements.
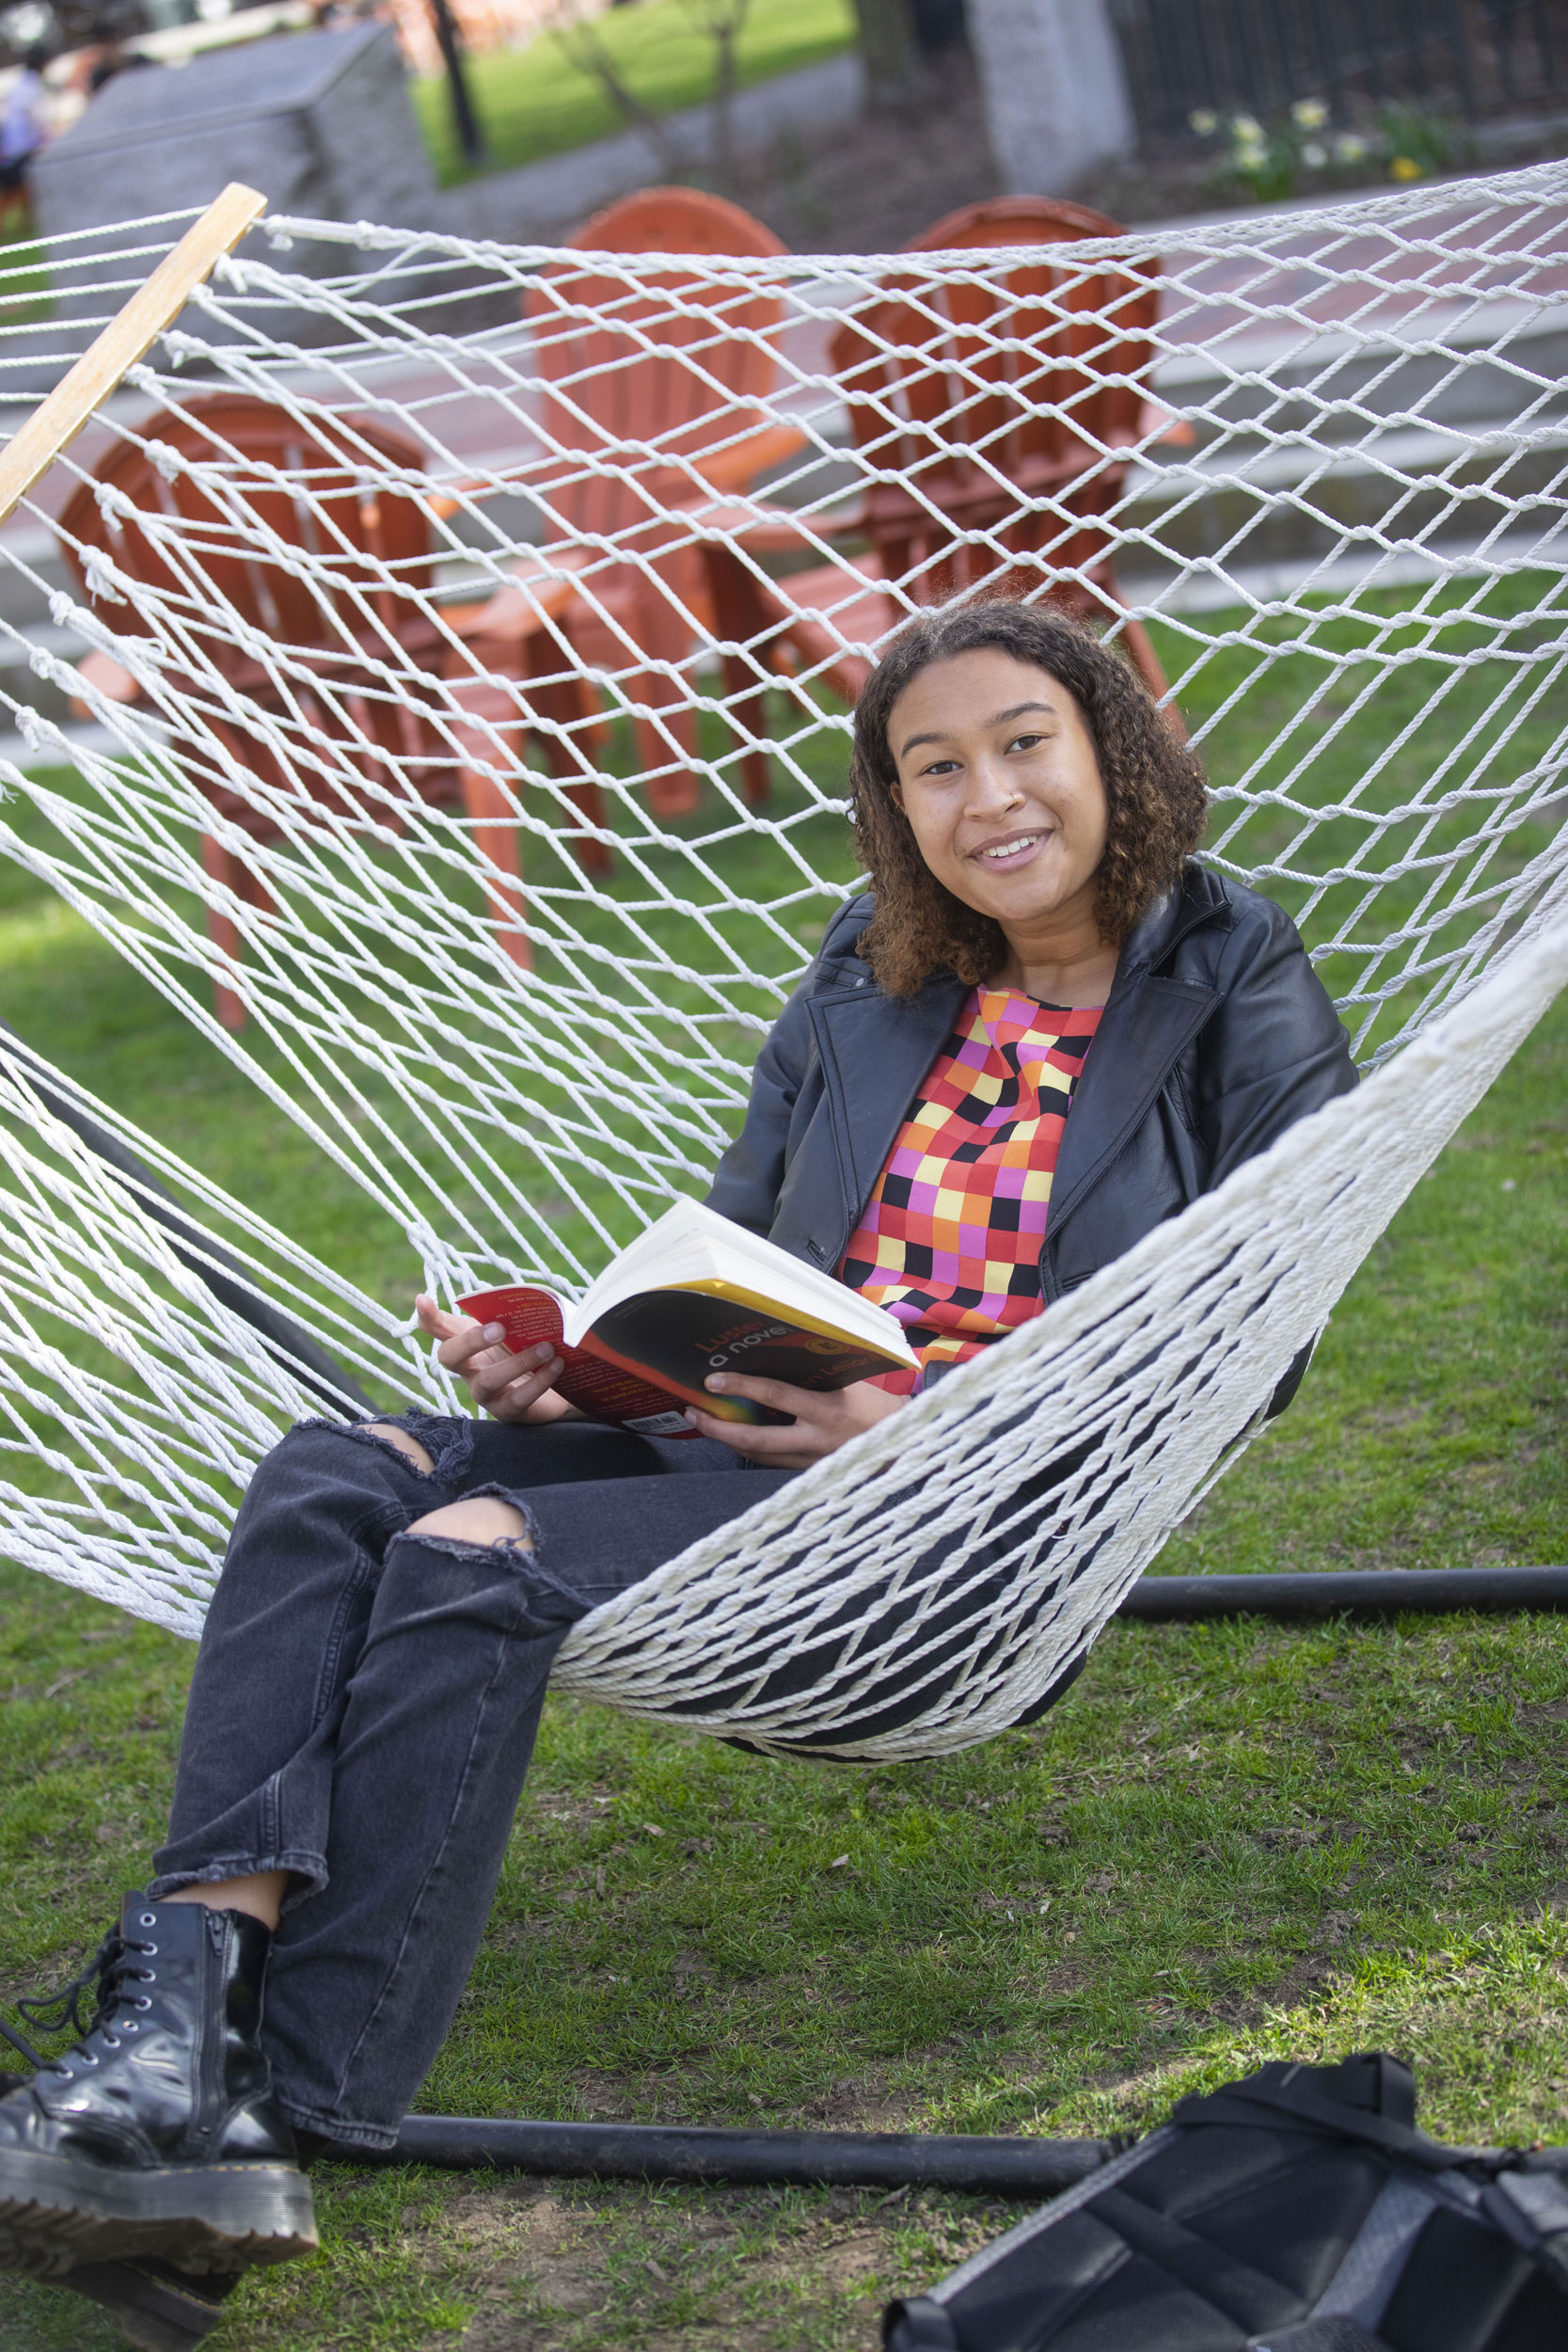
<box><xmin>883</xmin><ymin>2055</ymin><xmax>1568</xmax><ymax>2352</ymax></box>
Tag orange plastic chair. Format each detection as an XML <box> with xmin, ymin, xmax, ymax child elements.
<box><xmin>57</xmin><ymin>394</ymin><xmax>608</xmax><ymax>1021</ymax></box>
<box><xmin>480</xmin><ymin>187</ymin><xmax>800</xmax><ymax>817</ymax></box>
<box><xmin>711</xmin><ymin>198</ymin><xmax>1177</xmax><ymax>719</ymax></box>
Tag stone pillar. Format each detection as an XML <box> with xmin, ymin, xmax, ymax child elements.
<box><xmin>967</xmin><ymin>0</ymin><xmax>1135</xmax><ymax>197</ymax></box>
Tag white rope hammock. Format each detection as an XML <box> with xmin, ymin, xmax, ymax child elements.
<box><xmin>0</xmin><ymin>166</ymin><xmax>1560</xmax><ymax>1756</ymax></box>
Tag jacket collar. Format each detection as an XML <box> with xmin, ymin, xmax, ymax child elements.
<box><xmin>806</xmin><ymin>970</ymin><xmax>967</xmax><ymax>1233</ymax></box>
<box><xmin>1117</xmin><ymin>861</ymin><xmax>1235</xmax><ymax>977</ymax></box>
<box><xmin>804</xmin><ymin>864</ymin><xmax>1233</xmax><ymax>1254</ymax></box>
<box><xmin>1049</xmin><ymin>864</ymin><xmax>1233</xmax><ymax>1232</ymax></box>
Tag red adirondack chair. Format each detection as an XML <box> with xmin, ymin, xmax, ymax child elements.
<box><xmin>699</xmin><ymin>197</ymin><xmax>1177</xmax><ymax>721</ymax></box>
<box><xmin>57</xmin><ymin>394</ymin><xmax>609</xmax><ymax>1020</ymax></box>
<box><xmin>453</xmin><ymin>187</ymin><xmax>802</xmax><ymax>818</ymax></box>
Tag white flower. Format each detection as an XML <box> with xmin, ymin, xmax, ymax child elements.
<box><xmin>1232</xmin><ymin>114</ymin><xmax>1263</xmax><ymax>141</ymax></box>
<box><xmin>1335</xmin><ymin>133</ymin><xmax>1368</xmax><ymax>161</ymax></box>
<box><xmin>1303</xmin><ymin>141</ymin><xmax>1327</xmax><ymax>167</ymax></box>
<box><xmin>1189</xmin><ymin>108</ymin><xmax>1218</xmax><ymax>136</ymax></box>
<box><xmin>1292</xmin><ymin>98</ymin><xmax>1329</xmax><ymax>131</ymax></box>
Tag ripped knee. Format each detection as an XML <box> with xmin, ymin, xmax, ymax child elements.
<box><xmin>406</xmin><ymin>1496</ymin><xmax>531</xmax><ymax>1550</ymax></box>
<box><xmin>357</xmin><ymin>1422</ymin><xmax>436</xmax><ymax>1476</ymax></box>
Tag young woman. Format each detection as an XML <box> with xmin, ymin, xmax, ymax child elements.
<box><xmin>0</xmin><ymin>601</ymin><xmax>1354</xmax><ymax>2344</ymax></box>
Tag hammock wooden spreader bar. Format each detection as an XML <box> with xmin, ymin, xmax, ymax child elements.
<box><xmin>0</xmin><ymin>183</ymin><xmax>265</xmax><ymax>527</ymax></box>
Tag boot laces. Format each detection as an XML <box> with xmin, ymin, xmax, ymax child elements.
<box><xmin>0</xmin><ymin>1925</ymin><xmax>157</xmax><ymax>2076</ymax></box>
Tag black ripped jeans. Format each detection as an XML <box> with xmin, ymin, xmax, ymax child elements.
<box><xmin>149</xmin><ymin>1414</ymin><xmax>792</xmax><ymax>2152</ymax></box>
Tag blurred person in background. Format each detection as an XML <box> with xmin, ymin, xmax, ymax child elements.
<box><xmin>0</xmin><ymin>42</ymin><xmax>48</xmax><ymax>231</ymax></box>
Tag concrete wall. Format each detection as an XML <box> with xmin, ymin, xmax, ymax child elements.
<box><xmin>0</xmin><ymin>41</ymin><xmax>867</xmax><ymax>392</ymax></box>
<box><xmin>31</xmin><ymin>36</ymin><xmax>862</xmax><ymax>268</ymax></box>
<box><xmin>967</xmin><ymin>0</ymin><xmax>1134</xmax><ymax>197</ymax></box>
<box><xmin>32</xmin><ymin>24</ymin><xmax>435</xmax><ymax>251</ymax></box>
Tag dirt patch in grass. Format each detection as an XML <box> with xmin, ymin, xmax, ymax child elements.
<box><xmin>434</xmin><ymin>2178</ymin><xmax>999</xmax><ymax>2352</ymax></box>
<box><xmin>794</xmin><ymin>2073</ymin><xmax>927</xmax><ymax>2130</ymax></box>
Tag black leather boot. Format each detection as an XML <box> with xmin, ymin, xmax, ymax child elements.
<box><xmin>0</xmin><ymin>1893</ymin><xmax>316</xmax><ymax>2280</ymax></box>
<box><xmin>46</xmin><ymin>2130</ymin><xmax>342</xmax><ymax>2348</ymax></box>
<box><xmin>49</xmin><ymin>2254</ymin><xmax>243</xmax><ymax>2351</ymax></box>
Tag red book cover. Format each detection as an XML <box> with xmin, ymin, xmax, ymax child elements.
<box><xmin>454</xmin><ymin>1285</ymin><xmax>700</xmax><ymax>1437</ymax></box>
<box><xmin>455</xmin><ymin>1210</ymin><xmax>915</xmax><ymax>1437</ymax></box>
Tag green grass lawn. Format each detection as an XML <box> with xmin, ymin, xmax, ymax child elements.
<box><xmin>413</xmin><ymin>0</ymin><xmax>855</xmax><ymax>188</ymax></box>
<box><xmin>0</xmin><ymin>586</ymin><xmax>1564</xmax><ymax>2343</ymax></box>
<box><xmin>0</xmin><ymin>994</ymin><xmax>1563</xmax><ymax>2347</ymax></box>
<box><xmin>0</xmin><ymin>219</ymin><xmax>48</xmax><ymax>326</ymax></box>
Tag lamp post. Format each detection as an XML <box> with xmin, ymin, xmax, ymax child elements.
<box><xmin>427</xmin><ymin>0</ymin><xmax>485</xmax><ymax>167</ymax></box>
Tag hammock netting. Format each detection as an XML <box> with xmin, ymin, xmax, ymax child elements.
<box><xmin>0</xmin><ymin>166</ymin><xmax>1563</xmax><ymax>1755</ymax></box>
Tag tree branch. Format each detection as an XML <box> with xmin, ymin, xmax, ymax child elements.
<box><xmin>548</xmin><ymin>0</ymin><xmax>693</xmax><ymax>181</ymax></box>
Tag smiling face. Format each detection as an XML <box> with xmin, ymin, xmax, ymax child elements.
<box><xmin>886</xmin><ymin>648</ymin><xmax>1110</xmax><ymax>946</ymax></box>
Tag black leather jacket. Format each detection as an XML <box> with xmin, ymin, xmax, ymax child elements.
<box><xmin>706</xmin><ymin>864</ymin><xmax>1356</xmax><ymax>1364</ymax></box>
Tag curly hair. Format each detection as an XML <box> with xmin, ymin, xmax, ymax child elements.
<box><xmin>848</xmin><ymin>602</ymin><xmax>1208</xmax><ymax>996</ymax></box>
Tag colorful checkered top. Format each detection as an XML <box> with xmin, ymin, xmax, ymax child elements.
<box><xmin>839</xmin><ymin>986</ymin><xmax>1103</xmax><ymax>1391</ymax></box>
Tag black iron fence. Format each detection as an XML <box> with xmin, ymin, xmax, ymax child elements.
<box><xmin>1111</xmin><ymin>0</ymin><xmax>1566</xmax><ymax>136</ymax></box>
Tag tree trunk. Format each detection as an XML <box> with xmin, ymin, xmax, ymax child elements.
<box><xmin>711</xmin><ymin>17</ymin><xmax>739</xmax><ymax>191</ymax></box>
<box><xmin>554</xmin><ymin>6</ymin><xmax>692</xmax><ymax>181</ymax></box>
<box><xmin>428</xmin><ymin>0</ymin><xmax>486</xmax><ymax>167</ymax></box>
<box><xmin>851</xmin><ymin>0</ymin><xmax>929</xmax><ymax>113</ymax></box>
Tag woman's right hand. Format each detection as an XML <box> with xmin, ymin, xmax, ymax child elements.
<box><xmin>414</xmin><ymin>1295</ymin><xmax>575</xmax><ymax>1425</ymax></box>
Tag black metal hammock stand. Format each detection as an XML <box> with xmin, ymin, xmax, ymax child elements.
<box><xmin>372</xmin><ymin>2117</ymin><xmax>1115</xmax><ymax>2195</ymax></box>
<box><xmin>366</xmin><ymin>2110</ymin><xmax>1568</xmax><ymax>2194</ymax></box>
<box><xmin>1120</xmin><ymin>1565</ymin><xmax>1568</xmax><ymax>1619</ymax></box>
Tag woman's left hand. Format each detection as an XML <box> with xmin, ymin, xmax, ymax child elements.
<box><xmin>684</xmin><ymin>1375</ymin><xmax>906</xmax><ymax>1470</ymax></box>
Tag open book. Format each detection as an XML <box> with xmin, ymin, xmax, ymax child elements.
<box><xmin>456</xmin><ymin>1199</ymin><xmax>918</xmax><ymax>1436</ymax></box>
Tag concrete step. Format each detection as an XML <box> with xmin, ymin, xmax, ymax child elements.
<box><xmin>1148</xmin><ymin>300</ymin><xmax>1568</xmax><ymax>455</ymax></box>
<box><xmin>1117</xmin><ymin>415</ymin><xmax>1568</xmax><ymax>575</ymax></box>
<box><xmin>1117</xmin><ymin>525</ymin><xmax>1562</xmax><ymax>618</ymax></box>
<box><xmin>0</xmin><ymin>603</ymin><xmax>91</xmax><ymax>728</ymax></box>
<box><xmin>0</xmin><ymin>523</ymin><xmax>74</xmax><ymax>623</ymax></box>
